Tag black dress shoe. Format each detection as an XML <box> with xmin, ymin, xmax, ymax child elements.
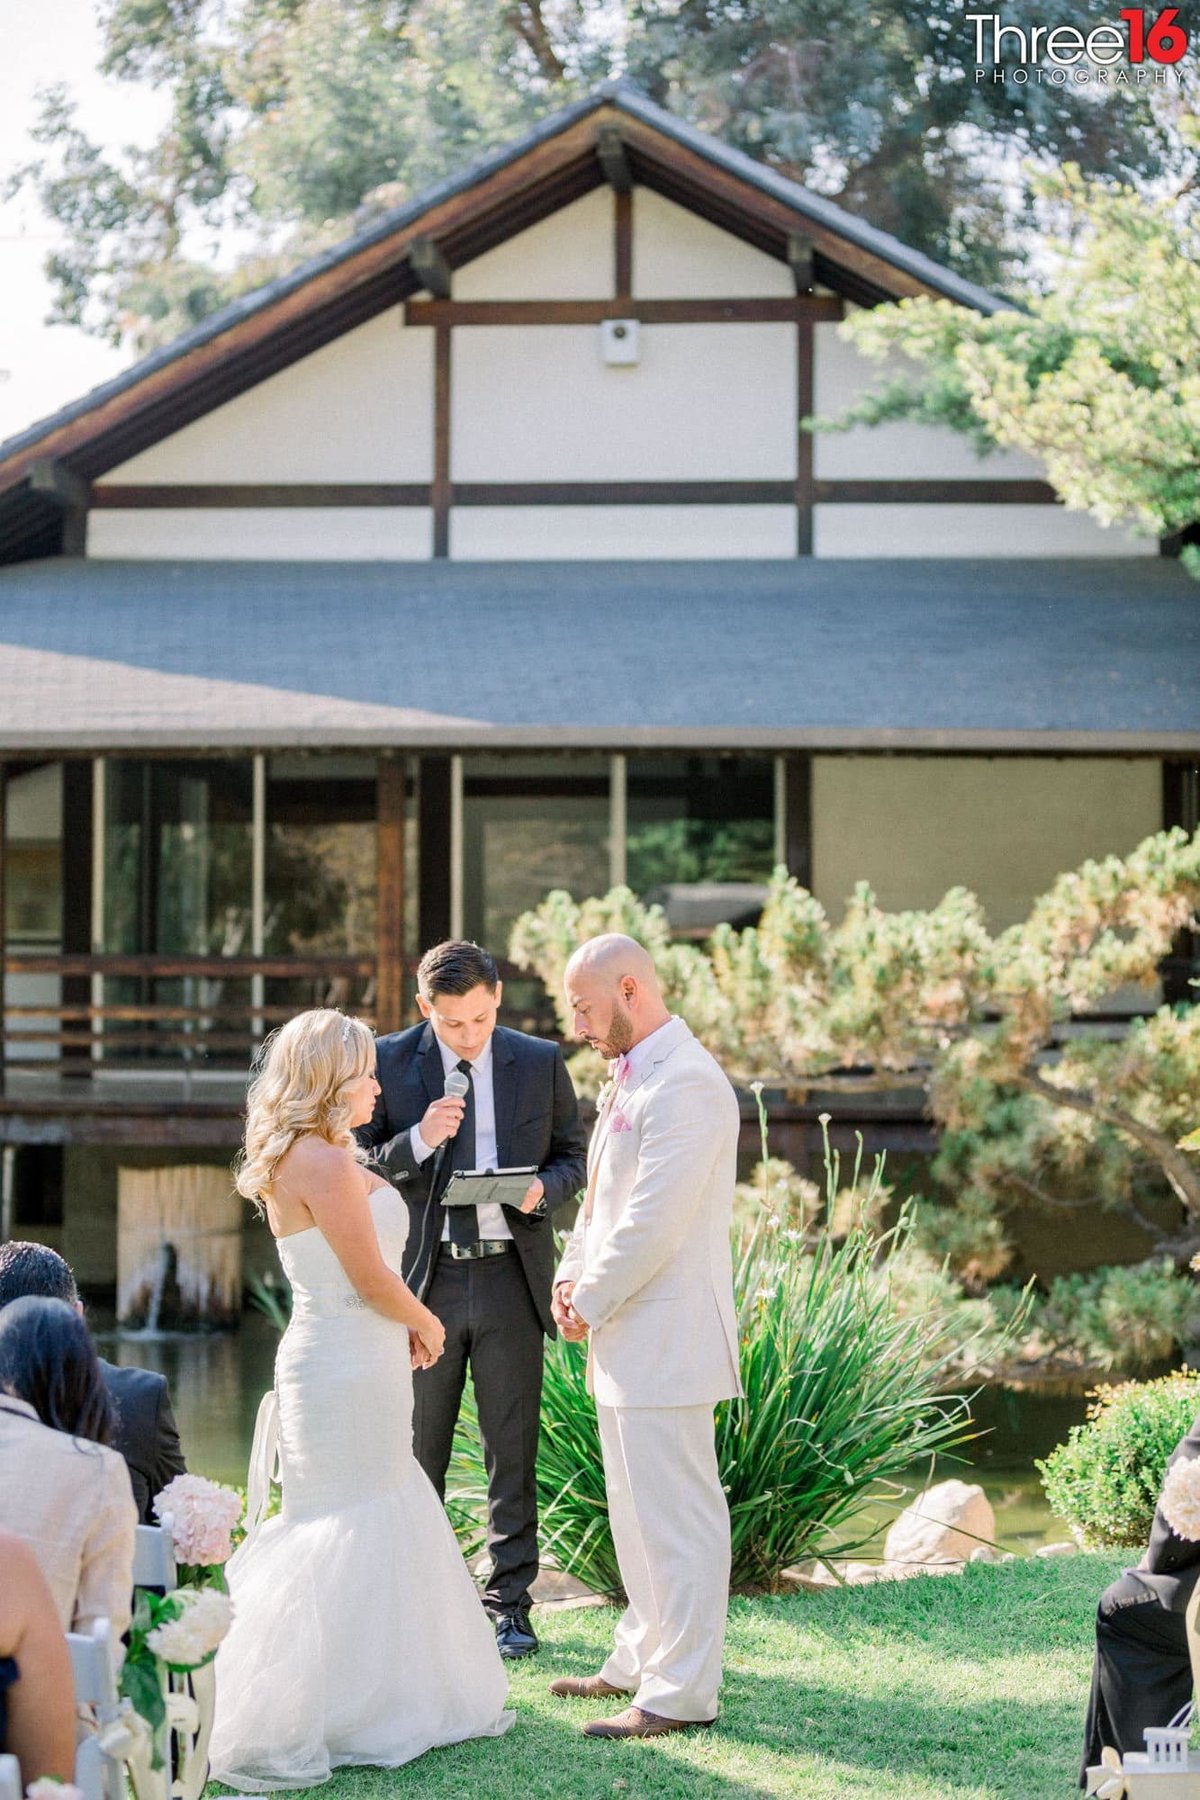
<box><xmin>495</xmin><ymin>1607</ymin><xmax>539</xmax><ymax>1659</ymax></box>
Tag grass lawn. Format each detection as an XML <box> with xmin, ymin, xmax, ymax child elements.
<box><xmin>209</xmin><ymin>1553</ymin><xmax>1126</xmax><ymax>1800</ymax></box>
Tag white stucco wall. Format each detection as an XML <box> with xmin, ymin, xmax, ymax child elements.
<box><xmin>812</xmin><ymin>503</ymin><xmax>1156</xmax><ymax>557</ymax></box>
<box><xmin>452</xmin><ymin>189</ymin><xmax>613</xmax><ymax>299</ymax></box>
<box><xmin>632</xmin><ymin>189</ymin><xmax>795</xmax><ymax>298</ymax></box>
<box><xmin>87</xmin><ymin>508</ymin><xmax>434</xmax><ymax>560</ymax></box>
<box><xmin>811</xmin><ymin>756</ymin><xmax>1162</xmax><ymax>929</ymax></box>
<box><xmin>103</xmin><ymin>312</ymin><xmax>434</xmax><ymax>485</ymax></box>
<box><xmin>451</xmin><ymin>322</ymin><xmax>796</xmax><ymax>481</ymax></box>
<box><xmin>449</xmin><ymin>504</ymin><xmax>796</xmax><ymax>559</ymax></box>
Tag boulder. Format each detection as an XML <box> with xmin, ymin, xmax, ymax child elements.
<box><xmin>883</xmin><ymin>1480</ymin><xmax>996</xmax><ymax>1573</ymax></box>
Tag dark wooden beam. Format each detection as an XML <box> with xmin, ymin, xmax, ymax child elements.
<box><xmin>405</xmin><ymin>295</ymin><xmax>844</xmax><ymax>326</ymax></box>
<box><xmin>61</xmin><ymin>762</ymin><xmax>93</xmax><ymax>1079</ymax></box>
<box><xmin>1162</xmin><ymin>757</ymin><xmax>1200</xmax><ymax>1004</ymax></box>
<box><xmin>452</xmin><ymin>480</ymin><xmax>794</xmax><ymax>505</ymax></box>
<box><xmin>787</xmin><ymin>231</ymin><xmax>814</xmax><ymax>294</ymax></box>
<box><xmin>614</xmin><ymin>188</ymin><xmax>633</xmax><ymax>299</ymax></box>
<box><xmin>418</xmin><ymin>757</ymin><xmax>452</xmax><ymax>946</ymax></box>
<box><xmin>92</xmin><ymin>484</ymin><xmax>431</xmax><ymax>509</ymax></box>
<box><xmin>376</xmin><ymin>757</ymin><xmax>407</xmax><ymax>1033</ymax></box>
<box><xmin>796</xmin><ymin>323</ymin><xmax>814</xmax><ymax>556</ymax></box>
<box><xmin>0</xmin><ymin>762</ymin><xmax>6</xmax><ymax>1099</ymax></box>
<box><xmin>813</xmin><ymin>479</ymin><xmax>1059</xmax><ymax>504</ymax></box>
<box><xmin>782</xmin><ymin>751</ymin><xmax>813</xmax><ymax>891</ymax></box>
<box><xmin>409</xmin><ymin>237</ymin><xmax>452</xmax><ymax>300</ymax></box>
<box><xmin>433</xmin><ymin>324</ymin><xmax>452</xmax><ymax>559</ymax></box>
<box><xmin>27</xmin><ymin>459</ymin><xmax>90</xmax><ymax>511</ymax></box>
<box><xmin>596</xmin><ymin>126</ymin><xmax>633</xmax><ymax>194</ymax></box>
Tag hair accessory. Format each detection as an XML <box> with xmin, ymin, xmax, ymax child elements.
<box><xmin>340</xmin><ymin>1015</ymin><xmax>354</xmax><ymax>1044</ymax></box>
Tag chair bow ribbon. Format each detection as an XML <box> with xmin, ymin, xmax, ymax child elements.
<box><xmin>1089</xmin><ymin>1746</ymin><xmax>1127</xmax><ymax>1800</ymax></box>
<box><xmin>166</xmin><ymin>1689</ymin><xmax>201</xmax><ymax>1735</ymax></box>
<box><xmin>96</xmin><ymin>1699</ymin><xmax>155</xmax><ymax>1764</ymax></box>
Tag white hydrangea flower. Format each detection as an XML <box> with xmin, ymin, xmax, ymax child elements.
<box><xmin>27</xmin><ymin>1784</ymin><xmax>84</xmax><ymax>1800</ymax></box>
<box><xmin>1160</xmin><ymin>1457</ymin><xmax>1200</xmax><ymax>1541</ymax></box>
<box><xmin>147</xmin><ymin>1586</ymin><xmax>233</xmax><ymax>1668</ymax></box>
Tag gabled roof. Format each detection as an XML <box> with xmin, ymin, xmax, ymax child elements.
<box><xmin>0</xmin><ymin>557</ymin><xmax>1193</xmax><ymax>752</ymax></box>
<box><xmin>0</xmin><ymin>81</ymin><xmax>1008</xmax><ymax>563</ymax></box>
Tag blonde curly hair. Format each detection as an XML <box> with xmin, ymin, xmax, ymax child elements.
<box><xmin>235</xmin><ymin>1009</ymin><xmax>375</xmax><ymax>1211</ymax></box>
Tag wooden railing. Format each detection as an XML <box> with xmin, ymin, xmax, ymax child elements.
<box><xmin>1</xmin><ymin>953</ymin><xmax>377</xmax><ymax>1082</ymax></box>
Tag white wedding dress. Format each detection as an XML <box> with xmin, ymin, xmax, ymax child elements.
<box><xmin>209</xmin><ymin>1185</ymin><xmax>514</xmax><ymax>1789</ymax></box>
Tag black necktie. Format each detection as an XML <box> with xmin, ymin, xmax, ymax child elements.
<box><xmin>445</xmin><ymin>1059</ymin><xmax>479</xmax><ymax>1250</ymax></box>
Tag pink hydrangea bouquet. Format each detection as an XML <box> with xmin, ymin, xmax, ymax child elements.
<box><xmin>1160</xmin><ymin>1457</ymin><xmax>1200</xmax><ymax>1540</ymax></box>
<box><xmin>153</xmin><ymin>1473</ymin><xmax>242</xmax><ymax>1582</ymax></box>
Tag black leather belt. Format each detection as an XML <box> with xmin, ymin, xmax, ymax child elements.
<box><xmin>443</xmin><ymin>1240</ymin><xmax>514</xmax><ymax>1262</ymax></box>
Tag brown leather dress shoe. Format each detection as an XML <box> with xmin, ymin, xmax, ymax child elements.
<box><xmin>583</xmin><ymin>1706</ymin><xmax>716</xmax><ymax>1739</ymax></box>
<box><xmin>548</xmin><ymin>1674</ymin><xmax>632</xmax><ymax>1700</ymax></box>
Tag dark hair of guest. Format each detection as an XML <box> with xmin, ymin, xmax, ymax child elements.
<box><xmin>417</xmin><ymin>940</ymin><xmax>499</xmax><ymax>1000</ymax></box>
<box><xmin>0</xmin><ymin>1240</ymin><xmax>79</xmax><ymax>1310</ymax></box>
<box><xmin>0</xmin><ymin>1297</ymin><xmax>114</xmax><ymax>1446</ymax></box>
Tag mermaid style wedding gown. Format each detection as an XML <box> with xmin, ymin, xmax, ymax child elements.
<box><xmin>209</xmin><ymin>1186</ymin><xmax>514</xmax><ymax>1789</ymax></box>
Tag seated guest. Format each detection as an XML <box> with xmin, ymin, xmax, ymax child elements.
<box><xmin>0</xmin><ymin>1297</ymin><xmax>137</xmax><ymax>1642</ymax></box>
<box><xmin>1081</xmin><ymin>1413</ymin><xmax>1200</xmax><ymax>1784</ymax></box>
<box><xmin>0</xmin><ymin>1241</ymin><xmax>187</xmax><ymax>1521</ymax></box>
<box><xmin>0</xmin><ymin>1527</ymin><xmax>75</xmax><ymax>1783</ymax></box>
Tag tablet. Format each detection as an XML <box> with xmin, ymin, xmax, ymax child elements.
<box><xmin>441</xmin><ymin>1167</ymin><xmax>538</xmax><ymax>1209</ymax></box>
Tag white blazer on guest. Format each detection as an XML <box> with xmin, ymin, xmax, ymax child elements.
<box><xmin>556</xmin><ymin>1016</ymin><xmax>742</xmax><ymax>1409</ymax></box>
<box><xmin>0</xmin><ymin>1396</ymin><xmax>137</xmax><ymax>1641</ymax></box>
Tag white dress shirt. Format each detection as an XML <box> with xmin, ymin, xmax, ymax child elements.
<box><xmin>409</xmin><ymin>1032</ymin><xmax>512</xmax><ymax>1241</ymax></box>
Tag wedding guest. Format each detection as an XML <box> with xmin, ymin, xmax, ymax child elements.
<box><xmin>0</xmin><ymin>1527</ymin><xmax>75</xmax><ymax>1783</ymax></box>
<box><xmin>0</xmin><ymin>1296</ymin><xmax>137</xmax><ymax>1642</ymax></box>
<box><xmin>1081</xmin><ymin>1413</ymin><xmax>1200</xmax><ymax>1783</ymax></box>
<box><xmin>359</xmin><ymin>940</ymin><xmax>587</xmax><ymax>1659</ymax></box>
<box><xmin>0</xmin><ymin>1241</ymin><xmax>188</xmax><ymax>1523</ymax></box>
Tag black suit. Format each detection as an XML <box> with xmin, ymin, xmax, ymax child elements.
<box><xmin>98</xmin><ymin>1359</ymin><xmax>188</xmax><ymax>1525</ymax></box>
<box><xmin>1081</xmin><ymin>1416</ymin><xmax>1200</xmax><ymax>1782</ymax></box>
<box><xmin>358</xmin><ymin>1021</ymin><xmax>586</xmax><ymax>1615</ymax></box>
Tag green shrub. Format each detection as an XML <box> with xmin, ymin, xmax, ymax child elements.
<box><xmin>1037</xmin><ymin>1371</ymin><xmax>1200</xmax><ymax>1548</ymax></box>
<box><xmin>1033</xmin><ymin>1262</ymin><xmax>1200</xmax><ymax>1373</ymax></box>
<box><xmin>449</xmin><ymin>1144</ymin><xmax>988</xmax><ymax>1595</ymax></box>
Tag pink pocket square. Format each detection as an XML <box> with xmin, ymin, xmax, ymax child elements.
<box><xmin>608</xmin><ymin>1108</ymin><xmax>632</xmax><ymax>1134</ymax></box>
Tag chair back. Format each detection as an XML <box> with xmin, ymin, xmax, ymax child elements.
<box><xmin>0</xmin><ymin>1753</ymin><xmax>21</xmax><ymax>1800</ymax></box>
<box><xmin>133</xmin><ymin>1521</ymin><xmax>177</xmax><ymax>1592</ymax></box>
<box><xmin>68</xmin><ymin>1619</ymin><xmax>125</xmax><ymax>1800</ymax></box>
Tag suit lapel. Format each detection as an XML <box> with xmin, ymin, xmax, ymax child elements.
<box><xmin>492</xmin><ymin>1028</ymin><xmax>518</xmax><ymax>1164</ymax></box>
<box><xmin>418</xmin><ymin>1023</ymin><xmax>444</xmax><ymax>1106</ymax></box>
<box><xmin>620</xmin><ymin>1016</ymin><xmax>692</xmax><ymax>1101</ymax></box>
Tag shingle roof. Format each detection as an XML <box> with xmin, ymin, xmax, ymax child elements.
<box><xmin>0</xmin><ymin>556</ymin><xmax>1194</xmax><ymax>750</ymax></box>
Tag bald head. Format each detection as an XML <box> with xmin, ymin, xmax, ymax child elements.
<box><xmin>564</xmin><ymin>933</ymin><xmax>670</xmax><ymax>1058</ymax></box>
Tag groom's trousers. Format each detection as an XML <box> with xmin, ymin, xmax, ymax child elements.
<box><xmin>412</xmin><ymin>1245</ymin><xmax>544</xmax><ymax>1616</ymax></box>
<box><xmin>596</xmin><ymin>1401</ymin><xmax>730</xmax><ymax>1722</ymax></box>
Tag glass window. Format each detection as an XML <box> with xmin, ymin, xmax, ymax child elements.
<box><xmin>627</xmin><ymin>754</ymin><xmax>776</xmax><ymax>936</ymax></box>
<box><xmin>461</xmin><ymin>754</ymin><xmax>611</xmax><ymax>1033</ymax></box>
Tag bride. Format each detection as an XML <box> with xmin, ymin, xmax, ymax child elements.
<box><xmin>209</xmin><ymin>1009</ymin><xmax>514</xmax><ymax>1789</ymax></box>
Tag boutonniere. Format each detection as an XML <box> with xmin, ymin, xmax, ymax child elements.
<box><xmin>596</xmin><ymin>1078</ymin><xmax>616</xmax><ymax>1111</ymax></box>
<box><xmin>608</xmin><ymin>1107</ymin><xmax>632</xmax><ymax>1135</ymax></box>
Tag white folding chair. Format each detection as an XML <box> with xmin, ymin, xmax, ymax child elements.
<box><xmin>0</xmin><ymin>1753</ymin><xmax>21</xmax><ymax>1800</ymax></box>
<box><xmin>133</xmin><ymin>1522</ymin><xmax>177</xmax><ymax>1593</ymax></box>
<box><xmin>67</xmin><ymin>1620</ymin><xmax>124</xmax><ymax>1800</ymax></box>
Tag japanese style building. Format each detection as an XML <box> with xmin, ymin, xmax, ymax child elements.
<box><xmin>0</xmin><ymin>81</ymin><xmax>1196</xmax><ymax>1293</ymax></box>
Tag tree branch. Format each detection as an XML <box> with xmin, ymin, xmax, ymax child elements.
<box><xmin>1013</xmin><ymin>1070</ymin><xmax>1200</xmax><ymax>1218</ymax></box>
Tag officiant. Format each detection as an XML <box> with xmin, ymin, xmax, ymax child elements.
<box><xmin>359</xmin><ymin>940</ymin><xmax>586</xmax><ymax>1661</ymax></box>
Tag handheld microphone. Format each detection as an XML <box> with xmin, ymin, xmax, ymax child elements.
<box><xmin>443</xmin><ymin>1068</ymin><xmax>470</xmax><ymax>1103</ymax></box>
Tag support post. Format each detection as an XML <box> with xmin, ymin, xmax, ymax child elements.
<box><xmin>433</xmin><ymin>325</ymin><xmax>452</xmax><ymax>558</ymax></box>
<box><xmin>376</xmin><ymin>758</ymin><xmax>407</xmax><ymax>1033</ymax></box>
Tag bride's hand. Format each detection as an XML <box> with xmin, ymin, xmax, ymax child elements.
<box><xmin>411</xmin><ymin>1310</ymin><xmax>445</xmax><ymax>1369</ymax></box>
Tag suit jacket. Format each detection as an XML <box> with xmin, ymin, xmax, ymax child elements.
<box><xmin>1137</xmin><ymin>1416</ymin><xmax>1200</xmax><ymax>1612</ymax></box>
<box><xmin>357</xmin><ymin>1022</ymin><xmax>587</xmax><ymax>1334</ymax></box>
<box><xmin>555</xmin><ymin>1016</ymin><xmax>742</xmax><ymax>1409</ymax></box>
<box><xmin>0</xmin><ymin>1396</ymin><xmax>137</xmax><ymax>1639</ymax></box>
<box><xmin>99</xmin><ymin>1359</ymin><xmax>188</xmax><ymax>1525</ymax></box>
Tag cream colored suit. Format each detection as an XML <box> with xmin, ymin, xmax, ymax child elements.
<box><xmin>556</xmin><ymin>1015</ymin><xmax>741</xmax><ymax>1721</ymax></box>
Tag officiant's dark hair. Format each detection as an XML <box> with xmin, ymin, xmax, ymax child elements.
<box><xmin>417</xmin><ymin>940</ymin><xmax>499</xmax><ymax>999</ymax></box>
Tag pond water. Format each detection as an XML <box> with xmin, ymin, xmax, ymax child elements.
<box><xmin>96</xmin><ymin>1313</ymin><xmax>1088</xmax><ymax>1553</ymax></box>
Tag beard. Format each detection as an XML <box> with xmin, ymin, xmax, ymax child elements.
<box><xmin>603</xmin><ymin>995</ymin><xmax>636</xmax><ymax>1058</ymax></box>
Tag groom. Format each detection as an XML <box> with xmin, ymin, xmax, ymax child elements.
<box><xmin>549</xmin><ymin>933</ymin><xmax>742</xmax><ymax>1738</ymax></box>
<box><xmin>359</xmin><ymin>939</ymin><xmax>586</xmax><ymax>1659</ymax></box>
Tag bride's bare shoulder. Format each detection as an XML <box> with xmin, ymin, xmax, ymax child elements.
<box><xmin>277</xmin><ymin>1134</ymin><xmax>359</xmax><ymax>1192</ymax></box>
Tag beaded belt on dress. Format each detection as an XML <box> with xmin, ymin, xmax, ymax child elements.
<box><xmin>443</xmin><ymin>1240</ymin><xmax>514</xmax><ymax>1262</ymax></box>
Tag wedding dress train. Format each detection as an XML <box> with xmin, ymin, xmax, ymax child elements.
<box><xmin>209</xmin><ymin>1186</ymin><xmax>514</xmax><ymax>1789</ymax></box>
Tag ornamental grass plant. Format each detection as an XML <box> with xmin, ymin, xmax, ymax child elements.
<box><xmin>449</xmin><ymin>1121</ymin><xmax>996</xmax><ymax>1594</ymax></box>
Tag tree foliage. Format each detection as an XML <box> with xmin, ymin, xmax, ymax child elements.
<box><xmin>510</xmin><ymin>827</ymin><xmax>1200</xmax><ymax>1235</ymax></box>
<box><xmin>814</xmin><ymin>168</ymin><xmax>1200</xmax><ymax>555</ymax></box>
<box><xmin>7</xmin><ymin>0</ymin><xmax>1188</xmax><ymax>348</ymax></box>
